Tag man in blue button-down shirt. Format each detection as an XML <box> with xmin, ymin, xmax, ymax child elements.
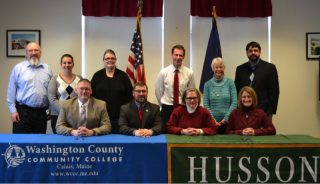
<box><xmin>7</xmin><ymin>42</ymin><xmax>53</xmax><ymax>133</ymax></box>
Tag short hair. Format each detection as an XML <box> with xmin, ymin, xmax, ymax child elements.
<box><xmin>60</xmin><ymin>54</ymin><xmax>74</xmax><ymax>64</ymax></box>
<box><xmin>26</xmin><ymin>42</ymin><xmax>41</xmax><ymax>53</ymax></box>
<box><xmin>171</xmin><ymin>45</ymin><xmax>185</xmax><ymax>56</ymax></box>
<box><xmin>182</xmin><ymin>87</ymin><xmax>201</xmax><ymax>106</ymax></box>
<box><xmin>102</xmin><ymin>49</ymin><xmax>116</xmax><ymax>60</ymax></box>
<box><xmin>246</xmin><ymin>41</ymin><xmax>261</xmax><ymax>51</ymax></box>
<box><xmin>78</xmin><ymin>79</ymin><xmax>91</xmax><ymax>87</ymax></box>
<box><xmin>211</xmin><ymin>57</ymin><xmax>226</xmax><ymax>70</ymax></box>
<box><xmin>237</xmin><ymin>86</ymin><xmax>258</xmax><ymax>110</ymax></box>
<box><xmin>133</xmin><ymin>82</ymin><xmax>148</xmax><ymax>91</ymax></box>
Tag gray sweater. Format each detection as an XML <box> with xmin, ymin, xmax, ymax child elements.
<box><xmin>48</xmin><ymin>74</ymin><xmax>83</xmax><ymax>116</ymax></box>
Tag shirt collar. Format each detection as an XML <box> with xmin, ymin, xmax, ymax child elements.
<box><xmin>134</xmin><ymin>101</ymin><xmax>146</xmax><ymax>110</ymax></box>
<box><xmin>78</xmin><ymin>98</ymin><xmax>90</xmax><ymax>108</ymax></box>
<box><xmin>248</xmin><ymin>59</ymin><xmax>260</xmax><ymax>70</ymax></box>
<box><xmin>171</xmin><ymin>64</ymin><xmax>182</xmax><ymax>72</ymax></box>
<box><xmin>24</xmin><ymin>60</ymin><xmax>44</xmax><ymax>68</ymax></box>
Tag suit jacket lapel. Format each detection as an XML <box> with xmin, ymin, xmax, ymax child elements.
<box><xmin>247</xmin><ymin>109</ymin><xmax>258</xmax><ymax>125</ymax></box>
<box><xmin>252</xmin><ymin>60</ymin><xmax>264</xmax><ymax>87</ymax></box>
<box><xmin>131</xmin><ymin>101</ymin><xmax>142</xmax><ymax>128</ymax></box>
<box><xmin>71</xmin><ymin>99</ymin><xmax>80</xmax><ymax>128</ymax></box>
<box><xmin>241</xmin><ymin>63</ymin><xmax>252</xmax><ymax>86</ymax></box>
<box><xmin>86</xmin><ymin>97</ymin><xmax>94</xmax><ymax>128</ymax></box>
<box><xmin>141</xmin><ymin>102</ymin><xmax>150</xmax><ymax>128</ymax></box>
<box><xmin>236</xmin><ymin>110</ymin><xmax>248</xmax><ymax>128</ymax></box>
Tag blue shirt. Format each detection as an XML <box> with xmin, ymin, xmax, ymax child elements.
<box><xmin>248</xmin><ymin>59</ymin><xmax>260</xmax><ymax>71</ymax></box>
<box><xmin>7</xmin><ymin>60</ymin><xmax>53</xmax><ymax>113</ymax></box>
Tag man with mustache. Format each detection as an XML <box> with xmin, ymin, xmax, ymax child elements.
<box><xmin>7</xmin><ymin>42</ymin><xmax>53</xmax><ymax>133</ymax></box>
<box><xmin>119</xmin><ymin>82</ymin><xmax>162</xmax><ymax>137</ymax></box>
<box><xmin>155</xmin><ymin>45</ymin><xmax>195</xmax><ymax>133</ymax></box>
<box><xmin>235</xmin><ymin>41</ymin><xmax>279</xmax><ymax>120</ymax></box>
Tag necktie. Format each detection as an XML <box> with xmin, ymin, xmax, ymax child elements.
<box><xmin>139</xmin><ymin>106</ymin><xmax>143</xmax><ymax>125</ymax></box>
<box><xmin>81</xmin><ymin>104</ymin><xmax>86</xmax><ymax>126</ymax></box>
<box><xmin>249</xmin><ymin>73</ymin><xmax>254</xmax><ymax>87</ymax></box>
<box><xmin>173</xmin><ymin>69</ymin><xmax>179</xmax><ymax>109</ymax></box>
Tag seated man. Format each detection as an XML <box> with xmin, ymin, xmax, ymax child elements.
<box><xmin>56</xmin><ymin>79</ymin><xmax>111</xmax><ymax>136</ymax></box>
<box><xmin>119</xmin><ymin>82</ymin><xmax>162</xmax><ymax>137</ymax></box>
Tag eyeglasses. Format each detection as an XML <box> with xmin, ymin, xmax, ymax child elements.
<box><xmin>104</xmin><ymin>57</ymin><xmax>117</xmax><ymax>61</ymax></box>
<box><xmin>185</xmin><ymin>97</ymin><xmax>198</xmax><ymax>101</ymax></box>
<box><xmin>78</xmin><ymin>88</ymin><xmax>91</xmax><ymax>92</ymax></box>
<box><xmin>134</xmin><ymin>90</ymin><xmax>147</xmax><ymax>94</ymax></box>
<box><xmin>27</xmin><ymin>49</ymin><xmax>40</xmax><ymax>53</ymax></box>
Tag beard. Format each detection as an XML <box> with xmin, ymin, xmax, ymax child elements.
<box><xmin>30</xmin><ymin>58</ymin><xmax>39</xmax><ymax>66</ymax></box>
<box><xmin>135</xmin><ymin>96</ymin><xmax>147</xmax><ymax>105</ymax></box>
<box><xmin>248</xmin><ymin>55</ymin><xmax>260</xmax><ymax>63</ymax></box>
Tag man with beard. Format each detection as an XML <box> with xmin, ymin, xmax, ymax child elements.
<box><xmin>155</xmin><ymin>45</ymin><xmax>195</xmax><ymax>133</ymax></box>
<box><xmin>119</xmin><ymin>82</ymin><xmax>162</xmax><ymax>137</ymax></box>
<box><xmin>235</xmin><ymin>41</ymin><xmax>279</xmax><ymax>120</ymax></box>
<box><xmin>7</xmin><ymin>42</ymin><xmax>53</xmax><ymax>133</ymax></box>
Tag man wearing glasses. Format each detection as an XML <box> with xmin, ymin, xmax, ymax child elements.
<box><xmin>7</xmin><ymin>42</ymin><xmax>53</xmax><ymax>134</ymax></box>
<box><xmin>56</xmin><ymin>79</ymin><xmax>111</xmax><ymax>136</ymax></box>
<box><xmin>119</xmin><ymin>82</ymin><xmax>162</xmax><ymax>137</ymax></box>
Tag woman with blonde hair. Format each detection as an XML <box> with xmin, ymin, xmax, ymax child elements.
<box><xmin>226</xmin><ymin>86</ymin><xmax>276</xmax><ymax>135</ymax></box>
<box><xmin>203</xmin><ymin>57</ymin><xmax>237</xmax><ymax>134</ymax></box>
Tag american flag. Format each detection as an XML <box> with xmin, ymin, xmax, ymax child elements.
<box><xmin>126</xmin><ymin>11</ymin><xmax>146</xmax><ymax>85</ymax></box>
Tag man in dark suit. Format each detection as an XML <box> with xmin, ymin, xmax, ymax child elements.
<box><xmin>56</xmin><ymin>79</ymin><xmax>111</xmax><ymax>136</ymax></box>
<box><xmin>119</xmin><ymin>82</ymin><xmax>162</xmax><ymax>137</ymax></box>
<box><xmin>235</xmin><ymin>41</ymin><xmax>279</xmax><ymax>120</ymax></box>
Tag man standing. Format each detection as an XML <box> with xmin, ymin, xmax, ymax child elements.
<box><xmin>7</xmin><ymin>42</ymin><xmax>53</xmax><ymax>133</ymax></box>
<box><xmin>235</xmin><ymin>41</ymin><xmax>279</xmax><ymax>120</ymax></box>
<box><xmin>155</xmin><ymin>45</ymin><xmax>195</xmax><ymax>133</ymax></box>
<box><xmin>119</xmin><ymin>82</ymin><xmax>162</xmax><ymax>137</ymax></box>
<box><xmin>56</xmin><ymin>79</ymin><xmax>111</xmax><ymax>136</ymax></box>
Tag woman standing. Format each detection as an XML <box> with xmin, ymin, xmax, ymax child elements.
<box><xmin>91</xmin><ymin>49</ymin><xmax>133</xmax><ymax>133</ymax></box>
<box><xmin>203</xmin><ymin>57</ymin><xmax>237</xmax><ymax>134</ymax></box>
<box><xmin>48</xmin><ymin>54</ymin><xmax>83</xmax><ymax>134</ymax></box>
<box><xmin>226</xmin><ymin>86</ymin><xmax>276</xmax><ymax>136</ymax></box>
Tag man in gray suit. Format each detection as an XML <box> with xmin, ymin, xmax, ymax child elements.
<box><xmin>56</xmin><ymin>79</ymin><xmax>111</xmax><ymax>136</ymax></box>
<box><xmin>119</xmin><ymin>82</ymin><xmax>162</xmax><ymax>137</ymax></box>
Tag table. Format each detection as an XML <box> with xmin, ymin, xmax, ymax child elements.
<box><xmin>166</xmin><ymin>134</ymin><xmax>320</xmax><ymax>183</ymax></box>
<box><xmin>0</xmin><ymin>134</ymin><xmax>168</xmax><ymax>183</ymax></box>
<box><xmin>1</xmin><ymin>134</ymin><xmax>320</xmax><ymax>183</ymax></box>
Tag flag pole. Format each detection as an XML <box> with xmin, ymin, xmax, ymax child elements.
<box><xmin>138</xmin><ymin>0</ymin><xmax>143</xmax><ymax>12</ymax></box>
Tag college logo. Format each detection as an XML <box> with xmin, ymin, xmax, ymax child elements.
<box><xmin>1</xmin><ymin>143</ymin><xmax>25</xmax><ymax>168</ymax></box>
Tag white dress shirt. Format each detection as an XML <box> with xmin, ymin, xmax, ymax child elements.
<box><xmin>78</xmin><ymin>99</ymin><xmax>89</xmax><ymax>121</ymax></box>
<box><xmin>155</xmin><ymin>64</ymin><xmax>195</xmax><ymax>107</ymax></box>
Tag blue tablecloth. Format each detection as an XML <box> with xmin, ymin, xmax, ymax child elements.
<box><xmin>0</xmin><ymin>134</ymin><xmax>168</xmax><ymax>183</ymax></box>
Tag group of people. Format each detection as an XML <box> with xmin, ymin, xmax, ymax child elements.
<box><xmin>6</xmin><ymin>41</ymin><xmax>279</xmax><ymax>137</ymax></box>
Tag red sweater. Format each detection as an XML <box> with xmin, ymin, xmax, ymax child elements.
<box><xmin>166</xmin><ymin>106</ymin><xmax>217</xmax><ymax>135</ymax></box>
<box><xmin>226</xmin><ymin>108</ymin><xmax>276</xmax><ymax>135</ymax></box>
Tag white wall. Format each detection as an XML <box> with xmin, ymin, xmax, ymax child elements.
<box><xmin>0</xmin><ymin>0</ymin><xmax>82</xmax><ymax>134</ymax></box>
<box><xmin>271</xmin><ymin>0</ymin><xmax>320</xmax><ymax>135</ymax></box>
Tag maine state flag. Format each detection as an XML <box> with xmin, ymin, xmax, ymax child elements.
<box><xmin>199</xmin><ymin>9</ymin><xmax>222</xmax><ymax>95</ymax></box>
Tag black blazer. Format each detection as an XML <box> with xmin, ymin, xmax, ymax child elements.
<box><xmin>118</xmin><ymin>101</ymin><xmax>162</xmax><ymax>135</ymax></box>
<box><xmin>235</xmin><ymin>60</ymin><xmax>279</xmax><ymax>114</ymax></box>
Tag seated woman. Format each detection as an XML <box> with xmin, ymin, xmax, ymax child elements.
<box><xmin>166</xmin><ymin>87</ymin><xmax>217</xmax><ymax>135</ymax></box>
<box><xmin>226</xmin><ymin>86</ymin><xmax>276</xmax><ymax>136</ymax></box>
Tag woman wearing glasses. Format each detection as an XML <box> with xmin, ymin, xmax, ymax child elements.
<box><xmin>91</xmin><ymin>49</ymin><xmax>133</xmax><ymax>133</ymax></box>
<box><xmin>203</xmin><ymin>57</ymin><xmax>237</xmax><ymax>134</ymax></box>
<box><xmin>48</xmin><ymin>54</ymin><xmax>83</xmax><ymax>134</ymax></box>
<box><xmin>166</xmin><ymin>87</ymin><xmax>217</xmax><ymax>135</ymax></box>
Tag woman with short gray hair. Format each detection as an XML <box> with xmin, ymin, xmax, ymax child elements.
<box><xmin>166</xmin><ymin>87</ymin><xmax>217</xmax><ymax>136</ymax></box>
<box><xmin>203</xmin><ymin>57</ymin><xmax>237</xmax><ymax>134</ymax></box>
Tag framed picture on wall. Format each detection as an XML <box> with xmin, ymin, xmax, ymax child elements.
<box><xmin>6</xmin><ymin>30</ymin><xmax>41</xmax><ymax>57</ymax></box>
<box><xmin>306</xmin><ymin>32</ymin><xmax>320</xmax><ymax>60</ymax></box>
